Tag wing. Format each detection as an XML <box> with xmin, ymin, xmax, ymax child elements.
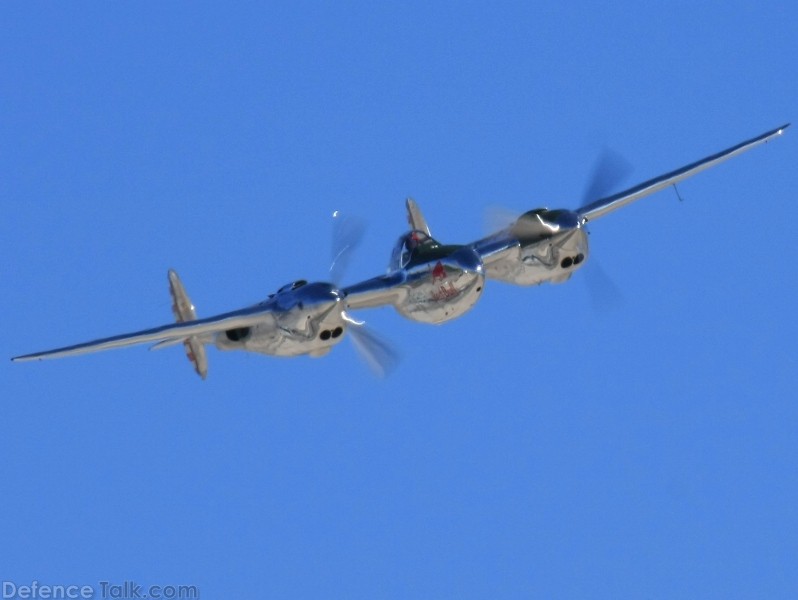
<box><xmin>342</xmin><ymin>272</ymin><xmax>407</xmax><ymax>311</ymax></box>
<box><xmin>470</xmin><ymin>232</ymin><xmax>520</xmax><ymax>267</ymax></box>
<box><xmin>11</xmin><ymin>303</ymin><xmax>275</xmax><ymax>362</ymax></box>
<box><xmin>577</xmin><ymin>123</ymin><xmax>789</xmax><ymax>222</ymax></box>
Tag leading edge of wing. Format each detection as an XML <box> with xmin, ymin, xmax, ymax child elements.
<box><xmin>11</xmin><ymin>304</ymin><xmax>275</xmax><ymax>362</ymax></box>
<box><xmin>342</xmin><ymin>271</ymin><xmax>406</xmax><ymax>311</ymax></box>
<box><xmin>577</xmin><ymin>123</ymin><xmax>790</xmax><ymax>223</ymax></box>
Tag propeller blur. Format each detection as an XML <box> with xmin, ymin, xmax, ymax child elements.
<box><xmin>11</xmin><ymin>123</ymin><xmax>788</xmax><ymax>377</ymax></box>
<box><xmin>472</xmin><ymin>123</ymin><xmax>789</xmax><ymax>287</ymax></box>
<box><xmin>12</xmin><ymin>214</ymin><xmax>399</xmax><ymax>378</ymax></box>
<box><xmin>12</xmin><ymin>276</ymin><xmax>352</xmax><ymax>377</ymax></box>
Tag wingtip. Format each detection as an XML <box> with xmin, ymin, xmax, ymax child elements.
<box><xmin>771</xmin><ymin>123</ymin><xmax>790</xmax><ymax>136</ymax></box>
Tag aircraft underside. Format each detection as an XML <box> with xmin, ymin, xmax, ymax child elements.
<box><xmin>484</xmin><ymin>229</ymin><xmax>589</xmax><ymax>286</ymax></box>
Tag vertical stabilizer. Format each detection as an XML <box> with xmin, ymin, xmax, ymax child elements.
<box><xmin>406</xmin><ymin>197</ymin><xmax>432</xmax><ymax>236</ymax></box>
<box><xmin>168</xmin><ymin>269</ymin><xmax>208</xmax><ymax>379</ymax></box>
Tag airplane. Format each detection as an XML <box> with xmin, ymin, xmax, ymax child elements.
<box><xmin>405</xmin><ymin>123</ymin><xmax>789</xmax><ymax>291</ymax></box>
<box><xmin>11</xmin><ymin>123</ymin><xmax>789</xmax><ymax>377</ymax></box>
<box><xmin>342</xmin><ymin>199</ymin><xmax>486</xmax><ymax>324</ymax></box>
<box><xmin>11</xmin><ymin>216</ymin><xmax>398</xmax><ymax>378</ymax></box>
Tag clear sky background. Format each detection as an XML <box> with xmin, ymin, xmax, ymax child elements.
<box><xmin>2</xmin><ymin>2</ymin><xmax>796</xmax><ymax>598</ymax></box>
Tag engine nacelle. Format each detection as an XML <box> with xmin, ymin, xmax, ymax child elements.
<box><xmin>481</xmin><ymin>209</ymin><xmax>589</xmax><ymax>286</ymax></box>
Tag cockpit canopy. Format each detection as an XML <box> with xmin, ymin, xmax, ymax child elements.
<box><xmin>389</xmin><ymin>230</ymin><xmax>438</xmax><ymax>270</ymax></box>
<box><xmin>388</xmin><ymin>230</ymin><xmax>469</xmax><ymax>272</ymax></box>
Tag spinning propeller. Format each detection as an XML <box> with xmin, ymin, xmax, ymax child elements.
<box><xmin>330</xmin><ymin>211</ymin><xmax>400</xmax><ymax>377</ymax></box>
<box><xmin>580</xmin><ymin>148</ymin><xmax>634</xmax><ymax>211</ymax></box>
<box><xmin>577</xmin><ymin>149</ymin><xmax>631</xmax><ymax>312</ymax></box>
<box><xmin>483</xmin><ymin>148</ymin><xmax>632</xmax><ymax>311</ymax></box>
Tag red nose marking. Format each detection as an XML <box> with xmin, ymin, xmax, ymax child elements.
<box><xmin>432</xmin><ymin>261</ymin><xmax>446</xmax><ymax>282</ymax></box>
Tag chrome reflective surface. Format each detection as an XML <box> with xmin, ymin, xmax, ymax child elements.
<box><xmin>344</xmin><ymin>246</ymin><xmax>484</xmax><ymax>324</ymax></box>
<box><xmin>476</xmin><ymin>226</ymin><xmax>589</xmax><ymax>286</ymax></box>
<box><xmin>215</xmin><ymin>282</ymin><xmax>346</xmax><ymax>358</ymax></box>
<box><xmin>12</xmin><ymin>278</ymin><xmax>350</xmax><ymax>376</ymax></box>
<box><xmin>472</xmin><ymin>123</ymin><xmax>790</xmax><ymax>287</ymax></box>
<box><xmin>12</xmin><ymin>123</ymin><xmax>789</xmax><ymax>377</ymax></box>
<box><xmin>344</xmin><ymin>204</ymin><xmax>486</xmax><ymax>325</ymax></box>
<box><xmin>395</xmin><ymin>245</ymin><xmax>484</xmax><ymax>323</ymax></box>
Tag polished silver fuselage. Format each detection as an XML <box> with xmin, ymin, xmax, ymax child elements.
<box><xmin>343</xmin><ymin>236</ymin><xmax>485</xmax><ymax>324</ymax></box>
<box><xmin>390</xmin><ymin>251</ymin><xmax>484</xmax><ymax>323</ymax></box>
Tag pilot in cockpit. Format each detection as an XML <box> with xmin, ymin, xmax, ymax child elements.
<box><xmin>390</xmin><ymin>230</ymin><xmax>436</xmax><ymax>270</ymax></box>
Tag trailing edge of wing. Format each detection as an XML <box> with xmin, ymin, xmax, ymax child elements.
<box><xmin>577</xmin><ymin>123</ymin><xmax>790</xmax><ymax>222</ymax></box>
<box><xmin>11</xmin><ymin>304</ymin><xmax>274</xmax><ymax>362</ymax></box>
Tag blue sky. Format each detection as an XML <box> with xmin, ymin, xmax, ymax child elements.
<box><xmin>2</xmin><ymin>2</ymin><xmax>796</xmax><ymax>598</ymax></box>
